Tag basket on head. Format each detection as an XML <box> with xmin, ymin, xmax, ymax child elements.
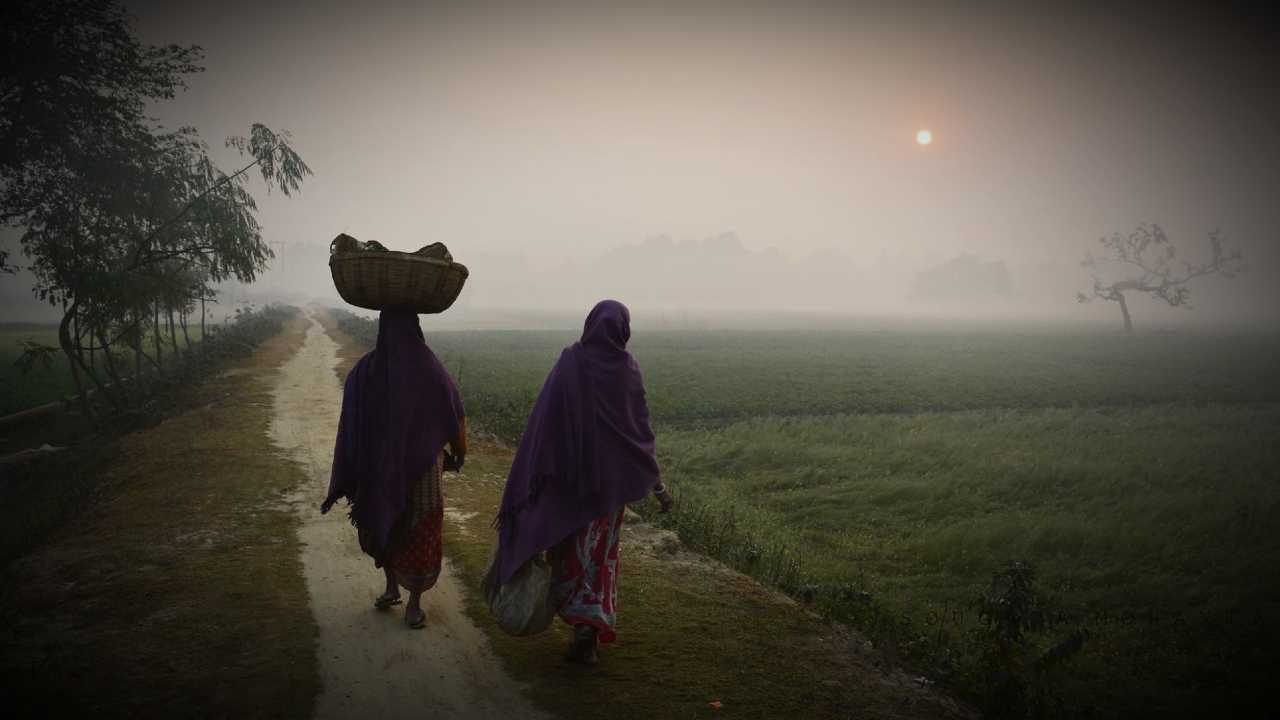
<box><xmin>328</xmin><ymin>234</ymin><xmax>469</xmax><ymax>314</ymax></box>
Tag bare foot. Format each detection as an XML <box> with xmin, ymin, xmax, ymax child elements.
<box><xmin>564</xmin><ymin>625</ymin><xmax>599</xmax><ymax>665</ymax></box>
<box><xmin>405</xmin><ymin>606</ymin><xmax>426</xmax><ymax>629</ymax></box>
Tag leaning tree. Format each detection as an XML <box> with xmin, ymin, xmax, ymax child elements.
<box><xmin>1077</xmin><ymin>223</ymin><xmax>1243</xmax><ymax>333</ymax></box>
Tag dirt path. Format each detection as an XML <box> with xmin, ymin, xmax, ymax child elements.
<box><xmin>269</xmin><ymin>311</ymin><xmax>548</xmax><ymax>720</ymax></box>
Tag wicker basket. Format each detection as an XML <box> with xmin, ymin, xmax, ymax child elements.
<box><xmin>329</xmin><ymin>235</ymin><xmax>469</xmax><ymax>314</ymax></box>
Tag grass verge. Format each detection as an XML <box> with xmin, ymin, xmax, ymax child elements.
<box><xmin>651</xmin><ymin>407</ymin><xmax>1280</xmax><ymax>717</ymax></box>
<box><xmin>444</xmin><ymin>447</ymin><xmax>970</xmax><ymax>719</ymax></box>
<box><xmin>321</xmin><ymin>308</ymin><xmax>970</xmax><ymax>720</ymax></box>
<box><xmin>0</xmin><ymin>316</ymin><xmax>321</xmax><ymax>718</ymax></box>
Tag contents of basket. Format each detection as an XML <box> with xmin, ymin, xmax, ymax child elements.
<box><xmin>329</xmin><ymin>233</ymin><xmax>469</xmax><ymax>314</ymax></box>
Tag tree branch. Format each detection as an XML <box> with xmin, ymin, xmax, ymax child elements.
<box><xmin>127</xmin><ymin>150</ymin><xmax>270</xmax><ymax>268</ymax></box>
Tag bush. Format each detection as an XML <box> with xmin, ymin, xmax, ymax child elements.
<box><xmin>972</xmin><ymin>561</ymin><xmax>1087</xmax><ymax>719</ymax></box>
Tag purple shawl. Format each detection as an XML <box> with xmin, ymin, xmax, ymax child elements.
<box><xmin>494</xmin><ymin>300</ymin><xmax>661</xmax><ymax>584</ymax></box>
<box><xmin>322</xmin><ymin>310</ymin><xmax>464</xmax><ymax>561</ymax></box>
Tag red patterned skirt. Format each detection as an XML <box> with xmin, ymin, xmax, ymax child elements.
<box><xmin>549</xmin><ymin>506</ymin><xmax>626</xmax><ymax>643</ymax></box>
<box><xmin>363</xmin><ymin>457</ymin><xmax>444</xmax><ymax>593</ymax></box>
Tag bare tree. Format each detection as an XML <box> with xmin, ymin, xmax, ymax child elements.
<box><xmin>1077</xmin><ymin>224</ymin><xmax>1243</xmax><ymax>333</ymax></box>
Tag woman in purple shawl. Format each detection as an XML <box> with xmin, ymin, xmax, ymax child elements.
<box><xmin>495</xmin><ymin>300</ymin><xmax>674</xmax><ymax>664</ymax></box>
<box><xmin>322</xmin><ymin>310</ymin><xmax>467</xmax><ymax>630</ymax></box>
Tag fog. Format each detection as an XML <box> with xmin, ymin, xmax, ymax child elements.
<box><xmin>5</xmin><ymin>0</ymin><xmax>1279</xmax><ymax>329</ymax></box>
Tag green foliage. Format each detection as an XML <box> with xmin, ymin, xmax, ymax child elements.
<box><xmin>0</xmin><ymin>0</ymin><xmax>203</xmax><ymax>186</ymax></box>
<box><xmin>975</xmin><ymin>561</ymin><xmax>1087</xmax><ymax>719</ymax></box>
<box><xmin>12</xmin><ymin>340</ymin><xmax>59</xmax><ymax>375</ymax></box>
<box><xmin>0</xmin><ymin>327</ymin><xmax>67</xmax><ymax>414</ymax></box>
<box><xmin>137</xmin><ymin>305</ymin><xmax>299</xmax><ymax>412</ymax></box>
<box><xmin>0</xmin><ymin>0</ymin><xmax>311</xmax><ymax>414</ymax></box>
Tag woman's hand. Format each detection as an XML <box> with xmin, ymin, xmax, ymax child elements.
<box><xmin>443</xmin><ymin>450</ymin><xmax>465</xmax><ymax>472</ymax></box>
<box><xmin>654</xmin><ymin>483</ymin><xmax>675</xmax><ymax>513</ymax></box>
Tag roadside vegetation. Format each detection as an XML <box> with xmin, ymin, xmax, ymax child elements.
<box><xmin>332</xmin><ymin>308</ymin><xmax>1279</xmax><ymax>718</ymax></box>
<box><xmin>1</xmin><ymin>322</ymin><xmax>210</xmax><ymax>416</ymax></box>
<box><xmin>2</xmin><ymin>0</ymin><xmax>311</xmax><ymax>420</ymax></box>
<box><xmin>0</xmin><ymin>305</ymin><xmax>300</xmax><ymax>567</ymax></box>
<box><xmin>0</xmin><ymin>309</ymin><xmax>319</xmax><ymax>717</ymax></box>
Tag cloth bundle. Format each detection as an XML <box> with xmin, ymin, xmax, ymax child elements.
<box><xmin>330</xmin><ymin>233</ymin><xmax>453</xmax><ymax>261</ymax></box>
<box><xmin>480</xmin><ymin>548</ymin><xmax>555</xmax><ymax>636</ymax></box>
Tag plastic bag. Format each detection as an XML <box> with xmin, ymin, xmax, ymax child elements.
<box><xmin>481</xmin><ymin>547</ymin><xmax>555</xmax><ymax>637</ymax></box>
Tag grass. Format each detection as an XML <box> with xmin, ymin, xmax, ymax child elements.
<box><xmin>322</xmin><ymin>309</ymin><xmax>971</xmax><ymax>720</ymax></box>
<box><xmin>652</xmin><ymin>406</ymin><xmax>1280</xmax><ymax>717</ymax></box>
<box><xmin>442</xmin><ymin>442</ymin><xmax>968</xmax><ymax>720</ymax></box>
<box><xmin>0</xmin><ymin>315</ymin><xmax>320</xmax><ymax>718</ymax></box>
<box><xmin>0</xmin><ymin>323</ymin><xmax>207</xmax><ymax>416</ymax></box>
<box><xmin>336</xmin><ymin>311</ymin><xmax>1280</xmax><ymax>717</ymax></box>
<box><xmin>384</xmin><ymin>324</ymin><xmax>1280</xmax><ymax>440</ymax></box>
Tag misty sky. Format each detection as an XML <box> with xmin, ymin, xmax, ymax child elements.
<box><xmin>5</xmin><ymin>0</ymin><xmax>1279</xmax><ymax>326</ymax></box>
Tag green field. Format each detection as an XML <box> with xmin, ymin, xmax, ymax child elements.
<box><xmin>413</xmin><ymin>327</ymin><xmax>1280</xmax><ymax>431</ymax></box>
<box><xmin>0</xmin><ymin>325</ymin><xmax>67</xmax><ymax>416</ymax></box>
<box><xmin>0</xmin><ymin>324</ymin><xmax>206</xmax><ymax>416</ymax></box>
<box><xmin>337</xmin><ymin>313</ymin><xmax>1280</xmax><ymax>717</ymax></box>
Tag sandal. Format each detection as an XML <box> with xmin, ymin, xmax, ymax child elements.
<box><xmin>374</xmin><ymin>593</ymin><xmax>403</xmax><ymax>610</ymax></box>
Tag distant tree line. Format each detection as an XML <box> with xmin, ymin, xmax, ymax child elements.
<box><xmin>0</xmin><ymin>0</ymin><xmax>310</xmax><ymax>415</ymax></box>
<box><xmin>912</xmin><ymin>253</ymin><xmax>1013</xmax><ymax>302</ymax></box>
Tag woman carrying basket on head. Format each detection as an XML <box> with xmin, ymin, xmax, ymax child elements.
<box><xmin>493</xmin><ymin>299</ymin><xmax>674</xmax><ymax>665</ymax></box>
<box><xmin>322</xmin><ymin>309</ymin><xmax>467</xmax><ymax>629</ymax></box>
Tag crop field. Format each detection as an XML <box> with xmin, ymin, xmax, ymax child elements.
<box><xmin>0</xmin><ymin>324</ymin><xmax>207</xmax><ymax>416</ymax></box>
<box><xmin>337</xmin><ymin>312</ymin><xmax>1280</xmax><ymax>717</ymax></box>
<box><xmin>0</xmin><ymin>325</ymin><xmax>67</xmax><ymax>416</ymax></box>
<box><xmin>413</xmin><ymin>326</ymin><xmax>1280</xmax><ymax>435</ymax></box>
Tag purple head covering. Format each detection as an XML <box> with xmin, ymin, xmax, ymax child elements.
<box><xmin>323</xmin><ymin>310</ymin><xmax>464</xmax><ymax>561</ymax></box>
<box><xmin>493</xmin><ymin>299</ymin><xmax>660</xmax><ymax>584</ymax></box>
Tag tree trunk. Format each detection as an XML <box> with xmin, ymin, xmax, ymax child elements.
<box><xmin>70</xmin><ymin>305</ymin><xmax>110</xmax><ymax>416</ymax></box>
<box><xmin>153</xmin><ymin>301</ymin><xmax>164</xmax><ymax>369</ymax></box>
<box><xmin>139</xmin><ymin>345</ymin><xmax>162</xmax><ymax>372</ymax></box>
<box><xmin>180</xmin><ymin>310</ymin><xmax>192</xmax><ymax>350</ymax></box>
<box><xmin>200</xmin><ymin>295</ymin><xmax>206</xmax><ymax>346</ymax></box>
<box><xmin>95</xmin><ymin>327</ymin><xmax>124</xmax><ymax>409</ymax></box>
<box><xmin>168</xmin><ymin>305</ymin><xmax>179</xmax><ymax>358</ymax></box>
<box><xmin>58</xmin><ymin>301</ymin><xmax>92</xmax><ymax>418</ymax></box>
<box><xmin>88</xmin><ymin>312</ymin><xmax>97</xmax><ymax>375</ymax></box>
<box><xmin>97</xmin><ymin>327</ymin><xmax>120</xmax><ymax>386</ymax></box>
<box><xmin>71</xmin><ymin>304</ymin><xmax>82</xmax><ymax>367</ymax></box>
<box><xmin>133</xmin><ymin>314</ymin><xmax>145</xmax><ymax>401</ymax></box>
<box><xmin>90</xmin><ymin>325</ymin><xmax>127</xmax><ymax>410</ymax></box>
<box><xmin>66</xmin><ymin>309</ymin><xmax>116</xmax><ymax>415</ymax></box>
<box><xmin>1116</xmin><ymin>292</ymin><xmax>1133</xmax><ymax>334</ymax></box>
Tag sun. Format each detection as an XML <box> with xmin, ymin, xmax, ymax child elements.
<box><xmin>916</xmin><ymin>129</ymin><xmax>933</xmax><ymax>146</ymax></box>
